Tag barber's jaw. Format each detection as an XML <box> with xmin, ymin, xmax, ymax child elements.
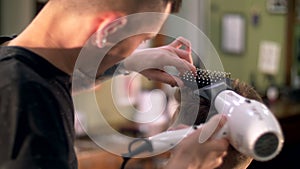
<box><xmin>105</xmin><ymin>2</ymin><xmax>172</xmax><ymax>60</ymax></box>
<box><xmin>99</xmin><ymin>9</ymin><xmax>169</xmax><ymax>67</ymax></box>
<box><xmin>92</xmin><ymin>1</ymin><xmax>172</xmax><ymax>77</ymax></box>
<box><xmin>105</xmin><ymin>33</ymin><xmax>155</xmax><ymax>60</ymax></box>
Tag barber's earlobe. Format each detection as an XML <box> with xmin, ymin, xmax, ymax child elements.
<box><xmin>95</xmin><ymin>17</ymin><xmax>127</xmax><ymax>48</ymax></box>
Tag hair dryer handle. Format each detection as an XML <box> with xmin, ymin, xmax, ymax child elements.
<box><xmin>213</xmin><ymin>122</ymin><xmax>229</xmax><ymax>139</ymax></box>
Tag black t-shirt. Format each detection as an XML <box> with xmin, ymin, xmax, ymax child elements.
<box><xmin>0</xmin><ymin>37</ymin><xmax>77</xmax><ymax>169</ymax></box>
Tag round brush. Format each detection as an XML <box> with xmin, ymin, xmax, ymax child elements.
<box><xmin>181</xmin><ymin>68</ymin><xmax>231</xmax><ymax>89</ymax></box>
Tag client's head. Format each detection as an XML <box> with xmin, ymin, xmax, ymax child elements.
<box><xmin>172</xmin><ymin>78</ymin><xmax>263</xmax><ymax>169</ymax></box>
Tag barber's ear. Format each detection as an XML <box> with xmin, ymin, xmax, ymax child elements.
<box><xmin>95</xmin><ymin>17</ymin><xmax>127</xmax><ymax>48</ymax></box>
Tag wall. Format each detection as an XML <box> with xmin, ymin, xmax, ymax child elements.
<box><xmin>161</xmin><ymin>0</ymin><xmax>223</xmax><ymax>72</ymax></box>
<box><xmin>0</xmin><ymin>0</ymin><xmax>35</xmax><ymax>35</ymax></box>
<box><xmin>174</xmin><ymin>0</ymin><xmax>210</xmax><ymax>34</ymax></box>
<box><xmin>161</xmin><ymin>0</ymin><xmax>210</xmax><ymax>49</ymax></box>
<box><xmin>210</xmin><ymin>0</ymin><xmax>287</xmax><ymax>92</ymax></box>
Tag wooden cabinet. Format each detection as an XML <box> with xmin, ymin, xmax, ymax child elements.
<box><xmin>75</xmin><ymin>139</ymin><xmax>170</xmax><ymax>169</ymax></box>
<box><xmin>77</xmin><ymin>150</ymin><xmax>123</xmax><ymax>169</ymax></box>
<box><xmin>77</xmin><ymin>150</ymin><xmax>170</xmax><ymax>169</ymax></box>
<box><xmin>286</xmin><ymin>0</ymin><xmax>300</xmax><ymax>86</ymax></box>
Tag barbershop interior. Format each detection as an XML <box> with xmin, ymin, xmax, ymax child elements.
<box><xmin>1</xmin><ymin>0</ymin><xmax>300</xmax><ymax>169</ymax></box>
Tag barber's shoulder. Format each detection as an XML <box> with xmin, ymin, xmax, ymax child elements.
<box><xmin>0</xmin><ymin>56</ymin><xmax>44</xmax><ymax>90</ymax></box>
<box><xmin>0</xmin><ymin>35</ymin><xmax>17</xmax><ymax>46</ymax></box>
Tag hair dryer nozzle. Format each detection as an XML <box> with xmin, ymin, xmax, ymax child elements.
<box><xmin>253</xmin><ymin>132</ymin><xmax>283</xmax><ymax>161</ymax></box>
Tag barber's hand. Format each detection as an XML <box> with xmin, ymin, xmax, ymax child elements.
<box><xmin>123</xmin><ymin>37</ymin><xmax>196</xmax><ymax>87</ymax></box>
<box><xmin>165</xmin><ymin>114</ymin><xmax>229</xmax><ymax>169</ymax></box>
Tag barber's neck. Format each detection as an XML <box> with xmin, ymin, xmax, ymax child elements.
<box><xmin>7</xmin><ymin>2</ymin><xmax>98</xmax><ymax>75</ymax></box>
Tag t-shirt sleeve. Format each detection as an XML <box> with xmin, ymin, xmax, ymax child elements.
<box><xmin>0</xmin><ymin>82</ymin><xmax>70</xmax><ymax>169</ymax></box>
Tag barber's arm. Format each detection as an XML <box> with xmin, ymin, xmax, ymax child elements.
<box><xmin>100</xmin><ymin>37</ymin><xmax>196</xmax><ymax>86</ymax></box>
<box><xmin>123</xmin><ymin>37</ymin><xmax>196</xmax><ymax>87</ymax></box>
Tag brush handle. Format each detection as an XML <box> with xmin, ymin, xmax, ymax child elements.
<box><xmin>148</xmin><ymin>125</ymin><xmax>202</xmax><ymax>152</ymax></box>
<box><xmin>213</xmin><ymin>122</ymin><xmax>229</xmax><ymax>139</ymax></box>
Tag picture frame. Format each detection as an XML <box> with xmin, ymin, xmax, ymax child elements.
<box><xmin>221</xmin><ymin>13</ymin><xmax>246</xmax><ymax>55</ymax></box>
<box><xmin>266</xmin><ymin>0</ymin><xmax>287</xmax><ymax>14</ymax></box>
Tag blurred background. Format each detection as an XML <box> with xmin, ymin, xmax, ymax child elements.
<box><xmin>1</xmin><ymin>0</ymin><xmax>300</xmax><ymax>168</ymax></box>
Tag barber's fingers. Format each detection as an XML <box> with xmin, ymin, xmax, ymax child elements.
<box><xmin>127</xmin><ymin>48</ymin><xmax>195</xmax><ymax>73</ymax></box>
<box><xmin>144</xmin><ymin>49</ymin><xmax>195</xmax><ymax>74</ymax></box>
<box><xmin>164</xmin><ymin>53</ymin><xmax>196</xmax><ymax>74</ymax></box>
<box><xmin>172</xmin><ymin>48</ymin><xmax>195</xmax><ymax>66</ymax></box>
<box><xmin>164</xmin><ymin>37</ymin><xmax>194</xmax><ymax>66</ymax></box>
<box><xmin>140</xmin><ymin>69</ymin><xmax>184</xmax><ymax>87</ymax></box>
<box><xmin>169</xmin><ymin>36</ymin><xmax>192</xmax><ymax>52</ymax></box>
<box><xmin>209</xmin><ymin>150</ymin><xmax>228</xmax><ymax>169</ymax></box>
<box><xmin>206</xmin><ymin>137</ymin><xmax>229</xmax><ymax>152</ymax></box>
<box><xmin>200</xmin><ymin>138</ymin><xmax>229</xmax><ymax>168</ymax></box>
<box><xmin>167</xmin><ymin>124</ymin><xmax>189</xmax><ymax>131</ymax></box>
<box><xmin>198</xmin><ymin>114</ymin><xmax>227</xmax><ymax>144</ymax></box>
<box><xmin>183</xmin><ymin>131</ymin><xmax>228</xmax><ymax>169</ymax></box>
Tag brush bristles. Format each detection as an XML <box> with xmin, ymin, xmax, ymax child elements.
<box><xmin>181</xmin><ymin>68</ymin><xmax>231</xmax><ymax>89</ymax></box>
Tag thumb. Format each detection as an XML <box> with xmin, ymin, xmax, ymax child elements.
<box><xmin>198</xmin><ymin>114</ymin><xmax>227</xmax><ymax>144</ymax></box>
<box><xmin>169</xmin><ymin>36</ymin><xmax>191</xmax><ymax>52</ymax></box>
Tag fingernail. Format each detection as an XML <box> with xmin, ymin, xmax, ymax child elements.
<box><xmin>198</xmin><ymin>134</ymin><xmax>209</xmax><ymax>144</ymax></box>
<box><xmin>177</xmin><ymin>80</ymin><xmax>184</xmax><ymax>87</ymax></box>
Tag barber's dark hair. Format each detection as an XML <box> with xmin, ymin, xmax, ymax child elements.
<box><xmin>165</xmin><ymin>0</ymin><xmax>182</xmax><ymax>13</ymax></box>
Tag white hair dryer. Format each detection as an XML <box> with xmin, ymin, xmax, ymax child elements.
<box><xmin>213</xmin><ymin>89</ymin><xmax>284</xmax><ymax>161</ymax></box>
<box><xmin>122</xmin><ymin>89</ymin><xmax>284</xmax><ymax>162</ymax></box>
<box><xmin>122</xmin><ymin>69</ymin><xmax>284</xmax><ymax>163</ymax></box>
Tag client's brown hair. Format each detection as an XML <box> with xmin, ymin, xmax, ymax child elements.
<box><xmin>172</xmin><ymin>79</ymin><xmax>263</xmax><ymax>169</ymax></box>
